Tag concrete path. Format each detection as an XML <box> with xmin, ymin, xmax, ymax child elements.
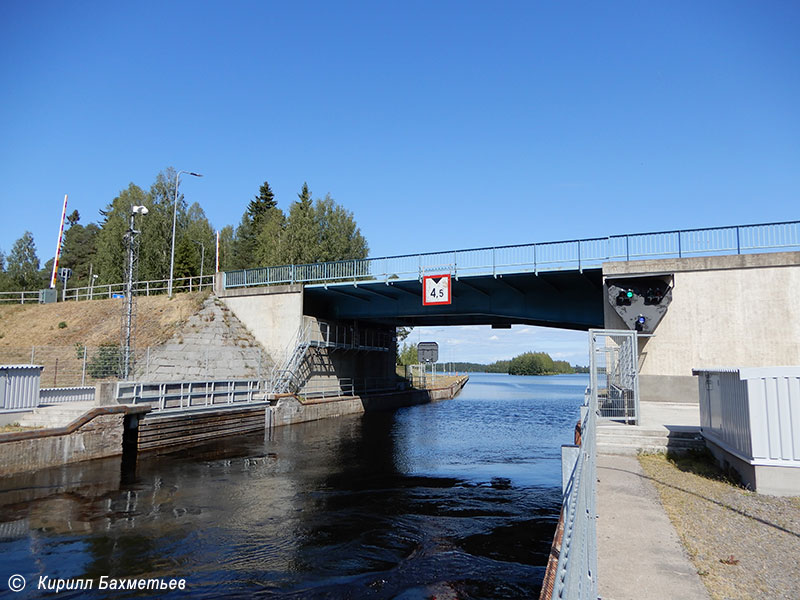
<box><xmin>597</xmin><ymin>454</ymin><xmax>710</xmax><ymax>600</ymax></box>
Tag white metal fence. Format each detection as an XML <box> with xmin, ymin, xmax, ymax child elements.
<box><xmin>694</xmin><ymin>366</ymin><xmax>800</xmax><ymax>465</ymax></box>
<box><xmin>590</xmin><ymin>329</ymin><xmax>639</xmax><ymax>424</ymax></box>
<box><xmin>0</xmin><ymin>274</ymin><xmax>214</xmax><ymax>304</ymax></box>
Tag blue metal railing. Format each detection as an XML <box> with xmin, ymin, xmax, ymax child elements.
<box><xmin>223</xmin><ymin>220</ymin><xmax>800</xmax><ymax>289</ymax></box>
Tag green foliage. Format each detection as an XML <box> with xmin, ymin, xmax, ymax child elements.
<box><xmin>282</xmin><ymin>183</ymin><xmax>318</xmax><ymax>264</ymax></box>
<box><xmin>58</xmin><ymin>321</ymin><xmax>67</xmax><ymax>329</ymax></box>
<box><xmin>218</xmin><ymin>225</ymin><xmax>236</xmax><ymax>271</ymax></box>
<box><xmin>508</xmin><ymin>352</ymin><xmax>574</xmax><ymax>375</ymax></box>
<box><xmin>7</xmin><ymin>231</ymin><xmax>41</xmax><ymax>289</ymax></box>
<box><xmin>87</xmin><ymin>344</ymin><xmax>122</xmax><ymax>379</ymax></box>
<box><xmin>2</xmin><ymin>170</ymin><xmax>370</xmax><ymax>294</ymax></box>
<box><xmin>396</xmin><ymin>342</ymin><xmax>418</xmax><ymax>366</ymax></box>
<box><xmin>313</xmin><ymin>194</ymin><xmax>369</xmax><ymax>262</ymax></box>
<box><xmin>60</xmin><ymin>221</ymin><xmax>100</xmax><ymax>287</ymax></box>
<box><xmin>95</xmin><ymin>184</ymin><xmax>146</xmax><ymax>284</ymax></box>
<box><xmin>450</xmin><ymin>354</ymin><xmax>576</xmax><ymax>376</ymax></box>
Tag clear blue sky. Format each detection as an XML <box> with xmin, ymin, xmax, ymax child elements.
<box><xmin>1</xmin><ymin>1</ymin><xmax>798</xmax><ymax>364</ymax></box>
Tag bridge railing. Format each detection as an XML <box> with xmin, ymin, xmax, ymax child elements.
<box><xmin>223</xmin><ymin>220</ymin><xmax>800</xmax><ymax>289</ymax></box>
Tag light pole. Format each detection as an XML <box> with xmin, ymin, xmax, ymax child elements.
<box><xmin>122</xmin><ymin>205</ymin><xmax>148</xmax><ymax>380</ymax></box>
<box><xmin>168</xmin><ymin>169</ymin><xmax>202</xmax><ymax>297</ymax></box>
<box><xmin>192</xmin><ymin>240</ymin><xmax>206</xmax><ymax>287</ymax></box>
<box><xmin>89</xmin><ymin>274</ymin><xmax>98</xmax><ymax>300</ymax></box>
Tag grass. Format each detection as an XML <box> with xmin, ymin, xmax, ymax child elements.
<box><xmin>662</xmin><ymin>448</ymin><xmax>745</xmax><ymax>488</ymax></box>
<box><xmin>0</xmin><ymin>423</ymin><xmax>40</xmax><ymax>433</ymax></box>
<box><xmin>638</xmin><ymin>452</ymin><xmax>800</xmax><ymax>600</ymax></box>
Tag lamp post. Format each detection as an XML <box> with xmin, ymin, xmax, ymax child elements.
<box><xmin>168</xmin><ymin>169</ymin><xmax>202</xmax><ymax>298</ymax></box>
<box><xmin>192</xmin><ymin>240</ymin><xmax>206</xmax><ymax>287</ymax></box>
<box><xmin>90</xmin><ymin>274</ymin><xmax>98</xmax><ymax>300</ymax></box>
<box><xmin>122</xmin><ymin>205</ymin><xmax>148</xmax><ymax>380</ymax></box>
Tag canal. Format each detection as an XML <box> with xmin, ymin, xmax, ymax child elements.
<box><xmin>0</xmin><ymin>372</ymin><xmax>587</xmax><ymax>599</ymax></box>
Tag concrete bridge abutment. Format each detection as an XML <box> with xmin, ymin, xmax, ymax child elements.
<box><xmin>603</xmin><ymin>251</ymin><xmax>800</xmax><ymax>402</ymax></box>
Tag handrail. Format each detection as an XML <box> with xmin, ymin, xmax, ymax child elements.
<box><xmin>552</xmin><ymin>387</ymin><xmax>598</xmax><ymax>599</ymax></box>
<box><xmin>223</xmin><ymin>220</ymin><xmax>800</xmax><ymax>289</ymax></box>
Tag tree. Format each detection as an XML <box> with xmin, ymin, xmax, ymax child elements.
<box><xmin>249</xmin><ymin>181</ymin><xmax>277</xmax><ymax>219</ymax></box>
<box><xmin>139</xmin><ymin>168</ymin><xmax>181</xmax><ymax>281</ymax></box>
<box><xmin>66</xmin><ymin>210</ymin><xmax>80</xmax><ymax>228</ymax></box>
<box><xmin>61</xmin><ymin>221</ymin><xmax>100</xmax><ymax>287</ymax></box>
<box><xmin>218</xmin><ymin>225</ymin><xmax>236</xmax><ymax>271</ymax></box>
<box><xmin>281</xmin><ymin>183</ymin><xmax>318</xmax><ymax>264</ymax></box>
<box><xmin>0</xmin><ymin>249</ymin><xmax>11</xmax><ymax>292</ymax></box>
<box><xmin>314</xmin><ymin>194</ymin><xmax>369</xmax><ymax>262</ymax></box>
<box><xmin>94</xmin><ymin>184</ymin><xmax>147</xmax><ymax>285</ymax></box>
<box><xmin>235</xmin><ymin>180</ymin><xmax>281</xmax><ymax>269</ymax></box>
<box><xmin>7</xmin><ymin>231</ymin><xmax>41</xmax><ymax>289</ymax></box>
<box><xmin>254</xmin><ymin>207</ymin><xmax>285</xmax><ymax>267</ymax></box>
<box><xmin>181</xmin><ymin>202</ymin><xmax>215</xmax><ymax>277</ymax></box>
<box><xmin>397</xmin><ymin>342</ymin><xmax>418</xmax><ymax>366</ymax></box>
<box><xmin>173</xmin><ymin>236</ymin><xmax>199</xmax><ymax>279</ymax></box>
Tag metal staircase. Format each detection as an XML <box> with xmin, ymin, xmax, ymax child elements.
<box><xmin>270</xmin><ymin>323</ymin><xmax>311</xmax><ymax>394</ymax></box>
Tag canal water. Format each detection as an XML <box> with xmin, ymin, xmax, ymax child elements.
<box><xmin>0</xmin><ymin>372</ymin><xmax>587</xmax><ymax>599</ymax></box>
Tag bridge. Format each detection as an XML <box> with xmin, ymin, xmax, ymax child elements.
<box><xmin>216</xmin><ymin>219</ymin><xmax>800</xmax><ymax>405</ymax></box>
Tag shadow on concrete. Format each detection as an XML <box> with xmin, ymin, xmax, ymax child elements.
<box><xmin>598</xmin><ymin>464</ymin><xmax>800</xmax><ymax>540</ymax></box>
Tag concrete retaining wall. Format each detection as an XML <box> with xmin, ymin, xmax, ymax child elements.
<box><xmin>218</xmin><ymin>284</ymin><xmax>304</xmax><ymax>364</ymax></box>
<box><xmin>0</xmin><ymin>406</ymin><xmax>147</xmax><ymax>476</ymax></box>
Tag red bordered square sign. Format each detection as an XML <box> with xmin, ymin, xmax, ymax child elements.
<box><xmin>423</xmin><ymin>274</ymin><xmax>452</xmax><ymax>305</ymax></box>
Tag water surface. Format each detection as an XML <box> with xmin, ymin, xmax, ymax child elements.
<box><xmin>0</xmin><ymin>372</ymin><xmax>587</xmax><ymax>599</ymax></box>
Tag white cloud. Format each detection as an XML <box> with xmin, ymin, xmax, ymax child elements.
<box><xmin>489</xmin><ymin>335</ymin><xmax>499</xmax><ymax>341</ymax></box>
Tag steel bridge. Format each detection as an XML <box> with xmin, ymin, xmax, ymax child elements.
<box><xmin>221</xmin><ymin>220</ymin><xmax>800</xmax><ymax>330</ymax></box>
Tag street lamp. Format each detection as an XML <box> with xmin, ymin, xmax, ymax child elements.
<box><xmin>89</xmin><ymin>274</ymin><xmax>98</xmax><ymax>300</ymax></box>
<box><xmin>192</xmin><ymin>240</ymin><xmax>206</xmax><ymax>286</ymax></box>
<box><xmin>168</xmin><ymin>169</ymin><xmax>202</xmax><ymax>297</ymax></box>
<box><xmin>122</xmin><ymin>205</ymin><xmax>149</xmax><ymax>380</ymax></box>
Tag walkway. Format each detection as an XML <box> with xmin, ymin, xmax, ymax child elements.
<box><xmin>597</xmin><ymin>401</ymin><xmax>710</xmax><ymax>600</ymax></box>
<box><xmin>597</xmin><ymin>454</ymin><xmax>710</xmax><ymax>600</ymax></box>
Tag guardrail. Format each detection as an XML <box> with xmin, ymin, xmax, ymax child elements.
<box><xmin>116</xmin><ymin>379</ymin><xmax>264</xmax><ymax>412</ymax></box>
<box><xmin>552</xmin><ymin>388</ymin><xmax>598</xmax><ymax>599</ymax></box>
<box><xmin>223</xmin><ymin>220</ymin><xmax>800</xmax><ymax>288</ymax></box>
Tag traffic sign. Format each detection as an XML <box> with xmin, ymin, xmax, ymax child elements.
<box><xmin>422</xmin><ymin>273</ymin><xmax>451</xmax><ymax>306</ymax></box>
<box><xmin>417</xmin><ymin>342</ymin><xmax>439</xmax><ymax>363</ymax></box>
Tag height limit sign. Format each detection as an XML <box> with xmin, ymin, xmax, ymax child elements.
<box><xmin>423</xmin><ymin>274</ymin><xmax>451</xmax><ymax>306</ymax></box>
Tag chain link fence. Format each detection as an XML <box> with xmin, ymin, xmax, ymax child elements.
<box><xmin>0</xmin><ymin>344</ymin><xmax>271</xmax><ymax>387</ymax></box>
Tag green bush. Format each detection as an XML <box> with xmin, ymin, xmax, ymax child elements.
<box><xmin>87</xmin><ymin>344</ymin><xmax>122</xmax><ymax>379</ymax></box>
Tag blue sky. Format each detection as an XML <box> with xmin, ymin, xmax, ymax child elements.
<box><xmin>1</xmin><ymin>1</ymin><xmax>798</xmax><ymax>364</ymax></box>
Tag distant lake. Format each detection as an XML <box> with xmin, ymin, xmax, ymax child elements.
<box><xmin>0</xmin><ymin>372</ymin><xmax>588</xmax><ymax>599</ymax></box>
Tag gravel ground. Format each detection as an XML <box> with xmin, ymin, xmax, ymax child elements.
<box><xmin>638</xmin><ymin>453</ymin><xmax>800</xmax><ymax>600</ymax></box>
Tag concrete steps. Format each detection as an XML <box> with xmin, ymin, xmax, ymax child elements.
<box><xmin>597</xmin><ymin>424</ymin><xmax>704</xmax><ymax>455</ymax></box>
<box><xmin>17</xmin><ymin>402</ymin><xmax>96</xmax><ymax>429</ymax></box>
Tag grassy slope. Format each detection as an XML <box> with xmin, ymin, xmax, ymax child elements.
<box><xmin>0</xmin><ymin>292</ymin><xmax>208</xmax><ymax>385</ymax></box>
<box><xmin>0</xmin><ymin>292</ymin><xmax>208</xmax><ymax>349</ymax></box>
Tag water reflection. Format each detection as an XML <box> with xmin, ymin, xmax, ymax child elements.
<box><xmin>0</xmin><ymin>373</ymin><xmax>587</xmax><ymax>599</ymax></box>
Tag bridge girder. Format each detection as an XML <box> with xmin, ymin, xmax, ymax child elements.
<box><xmin>304</xmin><ymin>269</ymin><xmax>605</xmax><ymax>331</ymax></box>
